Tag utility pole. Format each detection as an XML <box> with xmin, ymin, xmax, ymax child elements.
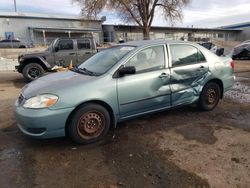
<box><xmin>14</xmin><ymin>0</ymin><xmax>17</xmax><ymax>12</ymax></box>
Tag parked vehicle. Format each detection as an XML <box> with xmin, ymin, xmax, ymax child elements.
<box><xmin>15</xmin><ymin>40</ymin><xmax>235</xmax><ymax>144</ymax></box>
<box><xmin>241</xmin><ymin>40</ymin><xmax>250</xmax><ymax>44</ymax></box>
<box><xmin>231</xmin><ymin>42</ymin><xmax>250</xmax><ymax>60</ymax></box>
<box><xmin>0</xmin><ymin>39</ymin><xmax>26</xmax><ymax>48</ymax></box>
<box><xmin>15</xmin><ymin>37</ymin><xmax>97</xmax><ymax>81</ymax></box>
<box><xmin>198</xmin><ymin>42</ymin><xmax>224</xmax><ymax>56</ymax></box>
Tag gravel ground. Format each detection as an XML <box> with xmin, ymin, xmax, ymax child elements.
<box><xmin>0</xmin><ymin>57</ymin><xmax>18</xmax><ymax>72</ymax></box>
<box><xmin>0</xmin><ymin>62</ymin><xmax>249</xmax><ymax>188</ymax></box>
<box><xmin>0</xmin><ymin>47</ymin><xmax>46</xmax><ymax>72</ymax></box>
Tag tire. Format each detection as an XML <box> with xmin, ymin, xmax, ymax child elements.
<box><xmin>198</xmin><ymin>82</ymin><xmax>221</xmax><ymax>111</ymax></box>
<box><xmin>22</xmin><ymin>63</ymin><xmax>44</xmax><ymax>81</ymax></box>
<box><xmin>68</xmin><ymin>103</ymin><xmax>111</xmax><ymax>144</ymax></box>
<box><xmin>19</xmin><ymin>45</ymin><xmax>26</xmax><ymax>48</ymax></box>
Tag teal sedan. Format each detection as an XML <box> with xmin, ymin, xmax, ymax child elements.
<box><xmin>15</xmin><ymin>40</ymin><xmax>235</xmax><ymax>144</ymax></box>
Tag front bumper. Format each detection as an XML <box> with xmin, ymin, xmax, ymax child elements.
<box><xmin>15</xmin><ymin>100</ymin><xmax>74</xmax><ymax>139</ymax></box>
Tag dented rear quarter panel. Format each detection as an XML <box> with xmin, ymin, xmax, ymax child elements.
<box><xmin>201</xmin><ymin>48</ymin><xmax>235</xmax><ymax>93</ymax></box>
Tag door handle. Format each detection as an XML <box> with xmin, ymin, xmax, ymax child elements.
<box><xmin>85</xmin><ymin>52</ymin><xmax>91</xmax><ymax>54</ymax></box>
<box><xmin>159</xmin><ymin>73</ymin><xmax>169</xmax><ymax>79</ymax></box>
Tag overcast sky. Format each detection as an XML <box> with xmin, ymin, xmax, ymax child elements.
<box><xmin>0</xmin><ymin>0</ymin><xmax>249</xmax><ymax>28</ymax></box>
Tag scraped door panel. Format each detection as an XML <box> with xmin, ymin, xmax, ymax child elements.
<box><xmin>170</xmin><ymin>63</ymin><xmax>209</xmax><ymax>105</ymax></box>
<box><xmin>118</xmin><ymin>69</ymin><xmax>171</xmax><ymax>118</ymax></box>
<box><xmin>117</xmin><ymin>45</ymin><xmax>171</xmax><ymax>118</ymax></box>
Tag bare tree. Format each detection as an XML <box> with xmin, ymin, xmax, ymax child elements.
<box><xmin>74</xmin><ymin>0</ymin><xmax>191</xmax><ymax>39</ymax></box>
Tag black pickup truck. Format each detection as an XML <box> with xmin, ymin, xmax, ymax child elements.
<box><xmin>16</xmin><ymin>37</ymin><xmax>97</xmax><ymax>81</ymax></box>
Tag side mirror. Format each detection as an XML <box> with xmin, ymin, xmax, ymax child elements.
<box><xmin>118</xmin><ymin>66</ymin><xmax>136</xmax><ymax>76</ymax></box>
<box><xmin>54</xmin><ymin>46</ymin><xmax>59</xmax><ymax>52</ymax></box>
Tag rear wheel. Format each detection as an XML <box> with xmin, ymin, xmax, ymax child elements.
<box><xmin>198</xmin><ymin>82</ymin><xmax>221</xmax><ymax>111</ymax></box>
<box><xmin>22</xmin><ymin>63</ymin><xmax>44</xmax><ymax>81</ymax></box>
<box><xmin>68</xmin><ymin>104</ymin><xmax>111</xmax><ymax>144</ymax></box>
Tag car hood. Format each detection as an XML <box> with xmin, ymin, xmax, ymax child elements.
<box><xmin>21</xmin><ymin>71</ymin><xmax>96</xmax><ymax>99</ymax></box>
<box><xmin>20</xmin><ymin>50</ymin><xmax>50</xmax><ymax>58</ymax></box>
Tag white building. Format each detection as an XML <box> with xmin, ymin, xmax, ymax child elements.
<box><xmin>102</xmin><ymin>24</ymin><xmax>242</xmax><ymax>43</ymax></box>
<box><xmin>0</xmin><ymin>12</ymin><xmax>104</xmax><ymax>46</ymax></box>
<box><xmin>220</xmin><ymin>22</ymin><xmax>250</xmax><ymax>41</ymax></box>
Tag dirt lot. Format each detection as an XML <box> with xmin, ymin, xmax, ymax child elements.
<box><xmin>0</xmin><ymin>47</ymin><xmax>46</xmax><ymax>59</ymax></box>
<box><xmin>0</xmin><ymin>61</ymin><xmax>250</xmax><ymax>188</ymax></box>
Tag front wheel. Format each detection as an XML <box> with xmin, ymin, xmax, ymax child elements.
<box><xmin>68</xmin><ymin>104</ymin><xmax>111</xmax><ymax>144</ymax></box>
<box><xmin>22</xmin><ymin>63</ymin><xmax>44</xmax><ymax>81</ymax></box>
<box><xmin>198</xmin><ymin>82</ymin><xmax>221</xmax><ymax>111</ymax></box>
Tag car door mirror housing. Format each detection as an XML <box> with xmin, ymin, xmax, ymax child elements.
<box><xmin>118</xmin><ymin>66</ymin><xmax>136</xmax><ymax>76</ymax></box>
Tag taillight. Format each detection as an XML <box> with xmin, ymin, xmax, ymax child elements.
<box><xmin>230</xmin><ymin>61</ymin><xmax>235</xmax><ymax>71</ymax></box>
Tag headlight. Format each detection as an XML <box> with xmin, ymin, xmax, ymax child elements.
<box><xmin>23</xmin><ymin>94</ymin><xmax>58</xmax><ymax>109</ymax></box>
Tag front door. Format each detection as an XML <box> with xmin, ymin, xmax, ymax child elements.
<box><xmin>117</xmin><ymin>45</ymin><xmax>171</xmax><ymax>118</ymax></box>
<box><xmin>169</xmin><ymin>44</ymin><xmax>209</xmax><ymax>106</ymax></box>
<box><xmin>54</xmin><ymin>39</ymin><xmax>77</xmax><ymax>67</ymax></box>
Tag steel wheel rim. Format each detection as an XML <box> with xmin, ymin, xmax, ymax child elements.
<box><xmin>77</xmin><ymin>111</ymin><xmax>105</xmax><ymax>139</ymax></box>
<box><xmin>206</xmin><ymin>87</ymin><xmax>218</xmax><ymax>106</ymax></box>
<box><xmin>28</xmin><ymin>67</ymin><xmax>40</xmax><ymax>79</ymax></box>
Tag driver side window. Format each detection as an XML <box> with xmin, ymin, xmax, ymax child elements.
<box><xmin>126</xmin><ymin>45</ymin><xmax>165</xmax><ymax>74</ymax></box>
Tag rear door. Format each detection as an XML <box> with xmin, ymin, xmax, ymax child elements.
<box><xmin>54</xmin><ymin>39</ymin><xmax>77</xmax><ymax>67</ymax></box>
<box><xmin>168</xmin><ymin>44</ymin><xmax>209</xmax><ymax>106</ymax></box>
<box><xmin>76</xmin><ymin>39</ymin><xmax>96</xmax><ymax>66</ymax></box>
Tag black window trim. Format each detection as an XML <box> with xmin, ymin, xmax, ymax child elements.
<box><xmin>168</xmin><ymin>43</ymin><xmax>207</xmax><ymax>68</ymax></box>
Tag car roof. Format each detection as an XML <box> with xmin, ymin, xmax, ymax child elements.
<box><xmin>118</xmin><ymin>40</ymin><xmax>196</xmax><ymax>47</ymax></box>
<box><xmin>55</xmin><ymin>37</ymin><xmax>93</xmax><ymax>40</ymax></box>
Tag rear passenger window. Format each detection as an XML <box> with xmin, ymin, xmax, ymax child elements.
<box><xmin>58</xmin><ymin>39</ymin><xmax>73</xmax><ymax>50</ymax></box>
<box><xmin>170</xmin><ymin>44</ymin><xmax>206</xmax><ymax>67</ymax></box>
<box><xmin>77</xmin><ymin>39</ymin><xmax>91</xmax><ymax>50</ymax></box>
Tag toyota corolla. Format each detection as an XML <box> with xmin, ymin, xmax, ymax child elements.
<box><xmin>15</xmin><ymin>40</ymin><xmax>235</xmax><ymax>144</ymax></box>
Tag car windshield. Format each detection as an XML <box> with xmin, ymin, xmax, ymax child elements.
<box><xmin>77</xmin><ymin>46</ymin><xmax>135</xmax><ymax>75</ymax></box>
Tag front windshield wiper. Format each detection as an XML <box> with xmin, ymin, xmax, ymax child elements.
<box><xmin>71</xmin><ymin>67</ymin><xmax>100</xmax><ymax>76</ymax></box>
